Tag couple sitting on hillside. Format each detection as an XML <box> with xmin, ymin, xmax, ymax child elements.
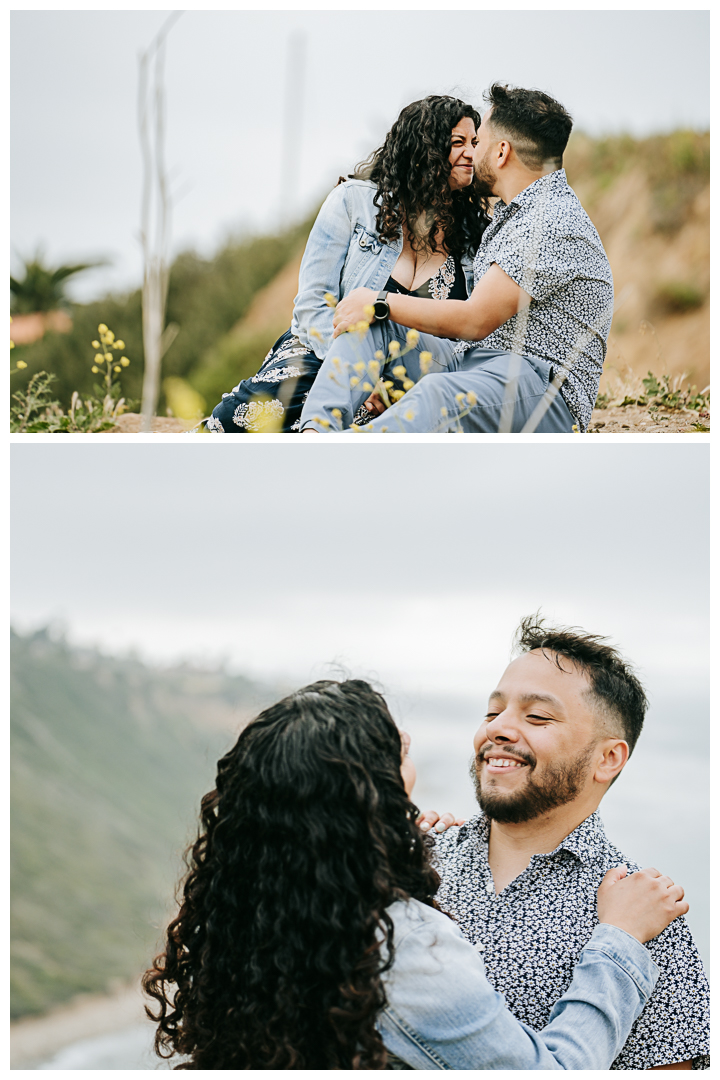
<box><xmin>207</xmin><ymin>83</ymin><xmax>613</xmax><ymax>435</ymax></box>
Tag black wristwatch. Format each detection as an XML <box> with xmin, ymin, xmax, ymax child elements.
<box><xmin>373</xmin><ymin>290</ymin><xmax>391</xmax><ymax>321</ymax></box>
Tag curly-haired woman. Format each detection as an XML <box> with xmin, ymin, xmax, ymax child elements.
<box><xmin>144</xmin><ymin>679</ymin><xmax>686</xmax><ymax>1069</ymax></box>
<box><xmin>206</xmin><ymin>95</ymin><xmax>489</xmax><ymax>432</ymax></box>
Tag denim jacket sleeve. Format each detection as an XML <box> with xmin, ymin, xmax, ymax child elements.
<box><xmin>377</xmin><ymin>901</ymin><xmax>659</xmax><ymax>1070</ymax></box>
<box><xmin>290</xmin><ymin>183</ymin><xmax>356</xmax><ymax>360</ymax></box>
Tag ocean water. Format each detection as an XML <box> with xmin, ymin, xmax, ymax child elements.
<box><xmin>34</xmin><ymin>688</ymin><xmax>709</xmax><ymax>1070</ymax></box>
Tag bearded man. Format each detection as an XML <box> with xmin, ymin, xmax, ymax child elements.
<box><xmin>300</xmin><ymin>83</ymin><xmax>612</xmax><ymax>434</ymax></box>
<box><xmin>425</xmin><ymin>617</ymin><xmax>709</xmax><ymax>1070</ymax></box>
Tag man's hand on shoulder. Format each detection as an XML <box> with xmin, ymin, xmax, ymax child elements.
<box><xmin>417</xmin><ymin>810</ymin><xmax>466</xmax><ymax>834</ymax></box>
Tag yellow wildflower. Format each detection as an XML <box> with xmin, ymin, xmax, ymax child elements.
<box><xmin>324</xmin><ymin>293</ymin><xmax>338</xmax><ymax>308</ymax></box>
<box><xmin>92</xmin><ymin>340</ymin><xmax>100</xmax><ymax>349</ymax></box>
<box><xmin>440</xmin><ymin>406</ymin><xmax>448</xmax><ymax>418</ymax></box>
<box><xmin>368</xmin><ymin>359</ymin><xmax>381</xmax><ymax>375</ymax></box>
<box><xmin>105</xmin><ymin>330</ymin><xmax>115</xmax><ymax>342</ymax></box>
<box><xmin>402</xmin><ymin>379</ymin><xmax>414</xmax><ymax>390</ymax></box>
<box><xmin>98</xmin><ymin>323</ymin><xmax>108</xmax><ymax>334</ymax></box>
<box><xmin>115</xmin><ymin>339</ymin><xmax>125</xmax><ymax>350</ymax></box>
<box><xmin>455</xmin><ymin>392</ymin><xmax>465</xmax><ymax>403</ymax></box>
<box><xmin>374</xmin><ymin>350</ymin><xmax>384</xmax><ymax>361</ymax></box>
<box><xmin>466</xmin><ymin>391</ymin><xmax>477</xmax><ymax>406</ymax></box>
<box><xmin>16</xmin><ymin>360</ymin><xmax>27</xmax><ymax>369</ymax></box>
<box><xmin>331</xmin><ymin>408</ymin><xmax>342</xmax><ymax>421</ymax></box>
<box><xmin>114</xmin><ymin>365</ymin><xmax>121</xmax><ymax>373</ymax></box>
<box><xmin>350</xmin><ymin>376</ymin><xmax>359</xmax><ymax>387</ymax></box>
<box><xmin>350</xmin><ymin>423</ymin><xmax>363</xmax><ymax>432</ymax></box>
<box><xmin>353</xmin><ymin>361</ymin><xmax>366</xmax><ymax>373</ymax></box>
<box><xmin>406</xmin><ymin>328</ymin><xmax>420</xmax><ymax>347</ymax></box>
<box><xmin>388</xmin><ymin>340</ymin><xmax>400</xmax><ymax>355</ymax></box>
<box><xmin>332</xmin><ymin>357</ymin><xmax>341</xmax><ymax>369</ymax></box>
<box><xmin>120</xmin><ymin>357</ymin><xmax>130</xmax><ymax>367</ymax></box>
<box><xmin>91</xmin><ymin>366</ymin><xmax>99</xmax><ymax>373</ymax></box>
<box><xmin>392</xmin><ymin>365</ymin><xmax>406</xmax><ymax>378</ymax></box>
<box><xmin>363</xmin><ymin>304</ymin><xmax>375</xmax><ymax>317</ymax></box>
<box><xmin>419</xmin><ymin>350</ymin><xmax>433</xmax><ymax>374</ymax></box>
<box><xmin>104</xmin><ymin>352</ymin><xmax>112</xmax><ymax>362</ymax></box>
<box><xmin>404</xmin><ymin>409</ymin><xmax>415</xmax><ymax>421</ymax></box>
<box><xmin>362</xmin><ymin>382</ymin><xmax>373</xmax><ymax>391</ymax></box>
<box><xmin>309</xmin><ymin>327</ymin><xmax>322</xmax><ymax>339</ymax></box>
<box><xmin>390</xmin><ymin>388</ymin><xmax>405</xmax><ymax>402</ymax></box>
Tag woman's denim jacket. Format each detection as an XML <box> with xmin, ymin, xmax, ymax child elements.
<box><xmin>290</xmin><ymin>180</ymin><xmax>475</xmax><ymax>360</ymax></box>
<box><xmin>378</xmin><ymin>899</ymin><xmax>659</xmax><ymax>1070</ymax></box>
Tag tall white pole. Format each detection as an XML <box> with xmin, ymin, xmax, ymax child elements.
<box><xmin>279</xmin><ymin>31</ymin><xmax>306</xmax><ymax>226</ymax></box>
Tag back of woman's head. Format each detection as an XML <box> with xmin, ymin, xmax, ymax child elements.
<box><xmin>143</xmin><ymin>679</ymin><xmax>438</xmax><ymax>1070</ymax></box>
<box><xmin>354</xmin><ymin>94</ymin><xmax>488</xmax><ymax>256</ymax></box>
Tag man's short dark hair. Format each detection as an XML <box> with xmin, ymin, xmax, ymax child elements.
<box><xmin>513</xmin><ymin>614</ymin><xmax>647</xmax><ymax>758</ymax></box>
<box><xmin>484</xmin><ymin>84</ymin><xmax>573</xmax><ymax>171</ymax></box>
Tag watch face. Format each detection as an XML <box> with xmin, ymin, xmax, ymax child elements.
<box><xmin>374</xmin><ymin>299</ymin><xmax>390</xmax><ymax>320</ymax></box>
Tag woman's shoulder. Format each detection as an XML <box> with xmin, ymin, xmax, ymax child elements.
<box><xmin>387</xmin><ymin>898</ymin><xmax>462</xmax><ymax>945</ymax></box>
<box><xmin>323</xmin><ymin>178</ymin><xmax>377</xmax><ymax>206</ymax></box>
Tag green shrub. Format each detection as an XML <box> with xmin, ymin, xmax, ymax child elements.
<box><xmin>654</xmin><ymin>281</ymin><xmax>705</xmax><ymax>315</ymax></box>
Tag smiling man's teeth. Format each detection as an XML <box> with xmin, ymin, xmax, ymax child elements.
<box><xmin>488</xmin><ymin>758</ymin><xmax>525</xmax><ymax>768</ymax></box>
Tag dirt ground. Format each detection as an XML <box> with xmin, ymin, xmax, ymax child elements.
<box><xmin>587</xmin><ymin>404</ymin><xmax>709</xmax><ymax>433</ymax></box>
<box><xmin>104</xmin><ymin>407</ymin><xmax>710</xmax><ymax>435</ymax></box>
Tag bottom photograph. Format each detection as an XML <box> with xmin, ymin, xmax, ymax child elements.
<box><xmin>10</xmin><ymin>442</ymin><xmax>710</xmax><ymax>1071</ymax></box>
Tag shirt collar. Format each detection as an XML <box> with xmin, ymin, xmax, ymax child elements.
<box><xmin>460</xmin><ymin>809</ymin><xmax>608</xmax><ymax>866</ymax></box>
<box><xmin>495</xmin><ymin>167</ymin><xmax>568</xmax><ymax>216</ymax></box>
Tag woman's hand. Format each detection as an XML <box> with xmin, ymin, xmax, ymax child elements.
<box><xmin>416</xmin><ymin>809</ymin><xmax>466</xmax><ymax>834</ymax></box>
<box><xmin>332</xmin><ymin>288</ymin><xmax>378</xmax><ymax>337</ymax></box>
<box><xmin>597</xmin><ymin>865</ymin><xmax>689</xmax><ymax>942</ymax></box>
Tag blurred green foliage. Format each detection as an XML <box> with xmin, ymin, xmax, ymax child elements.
<box><xmin>565</xmin><ymin>129</ymin><xmax>709</xmax><ymax>231</ymax></box>
<box><xmin>10</xmin><ymin>257</ymin><xmax>102</xmax><ymax>314</ymax></box>
<box><xmin>11</xmin><ymin>214</ymin><xmax>313</xmax><ymax>414</ymax></box>
<box><xmin>10</xmin><ymin>627</ymin><xmax>281</xmax><ymax>1018</ymax></box>
<box><xmin>654</xmin><ymin>279</ymin><xmax>705</xmax><ymax>314</ymax></box>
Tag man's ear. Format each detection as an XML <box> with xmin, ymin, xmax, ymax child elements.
<box><xmin>594</xmin><ymin>739</ymin><xmax>629</xmax><ymax>785</ymax></box>
<box><xmin>496</xmin><ymin>140</ymin><xmax>512</xmax><ymax>169</ymax></box>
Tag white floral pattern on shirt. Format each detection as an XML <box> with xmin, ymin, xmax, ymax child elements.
<box><xmin>455</xmin><ymin>170</ymin><xmax>613</xmax><ymax>432</ymax></box>
<box><xmin>431</xmin><ymin>811</ymin><xmax>709</xmax><ymax>1070</ymax></box>
<box><xmin>232</xmin><ymin>399</ymin><xmax>285</xmax><ymax>431</ymax></box>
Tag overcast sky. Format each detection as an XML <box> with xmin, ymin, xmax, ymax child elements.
<box><xmin>11</xmin><ymin>442</ymin><xmax>709</xmax><ymax>702</ymax></box>
<box><xmin>11</xmin><ymin>9</ymin><xmax>710</xmax><ymax>302</ymax></box>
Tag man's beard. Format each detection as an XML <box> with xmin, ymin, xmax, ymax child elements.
<box><xmin>470</xmin><ymin>744</ymin><xmax>595</xmax><ymax>824</ymax></box>
<box><xmin>472</xmin><ymin>150</ymin><xmax>497</xmax><ymax>198</ymax></box>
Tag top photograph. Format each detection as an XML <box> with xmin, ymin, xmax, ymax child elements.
<box><xmin>10</xmin><ymin>10</ymin><xmax>710</xmax><ymax>435</ymax></box>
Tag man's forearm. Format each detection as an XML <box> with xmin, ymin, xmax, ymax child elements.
<box><xmin>383</xmin><ymin>292</ymin><xmax>490</xmax><ymax>341</ymax></box>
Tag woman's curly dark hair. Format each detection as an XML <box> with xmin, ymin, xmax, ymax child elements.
<box><xmin>352</xmin><ymin>95</ymin><xmax>490</xmax><ymax>258</ymax></box>
<box><xmin>143</xmin><ymin>679</ymin><xmax>440</xmax><ymax>1069</ymax></box>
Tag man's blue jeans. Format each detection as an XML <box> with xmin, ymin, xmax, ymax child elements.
<box><xmin>299</xmin><ymin>321</ymin><xmax>575</xmax><ymax>433</ymax></box>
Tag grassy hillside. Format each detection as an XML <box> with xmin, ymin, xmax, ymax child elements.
<box><xmin>564</xmin><ymin>130</ymin><xmax>709</xmax><ymax>390</ymax></box>
<box><xmin>10</xmin><ymin>628</ymin><xmax>280</xmax><ymax>1019</ymax></box>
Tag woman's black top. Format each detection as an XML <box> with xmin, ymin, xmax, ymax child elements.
<box><xmin>384</xmin><ymin>253</ymin><xmax>468</xmax><ymax>301</ymax></box>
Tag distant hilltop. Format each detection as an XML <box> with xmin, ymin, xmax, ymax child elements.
<box><xmin>10</xmin><ymin>627</ymin><xmax>283</xmax><ymax>1019</ymax></box>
